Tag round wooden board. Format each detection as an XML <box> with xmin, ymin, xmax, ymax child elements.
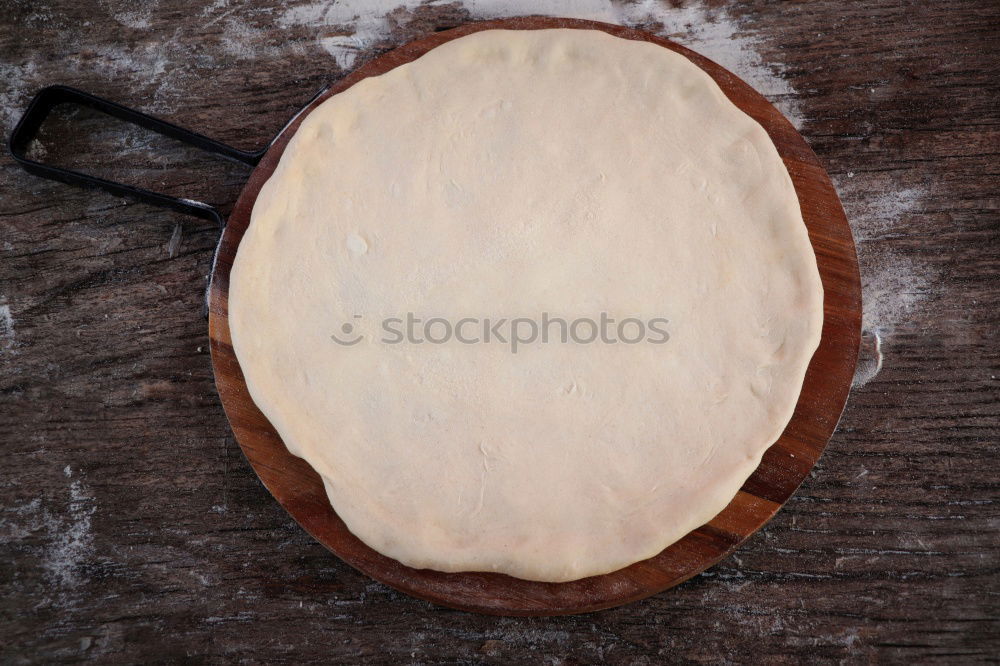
<box><xmin>208</xmin><ymin>17</ymin><xmax>861</xmax><ymax>616</ymax></box>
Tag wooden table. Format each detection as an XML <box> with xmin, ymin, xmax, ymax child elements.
<box><xmin>2</xmin><ymin>1</ymin><xmax>997</xmax><ymax>662</ymax></box>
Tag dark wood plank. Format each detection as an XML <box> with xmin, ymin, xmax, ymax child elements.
<box><xmin>1</xmin><ymin>0</ymin><xmax>997</xmax><ymax>661</ymax></box>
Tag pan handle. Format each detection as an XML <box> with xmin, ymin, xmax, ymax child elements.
<box><xmin>8</xmin><ymin>84</ymin><xmax>329</xmax><ymax>316</ymax></box>
<box><xmin>8</xmin><ymin>85</ymin><xmax>269</xmax><ymax>226</ymax></box>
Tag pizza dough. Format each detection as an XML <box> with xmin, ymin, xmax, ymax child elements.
<box><xmin>228</xmin><ymin>29</ymin><xmax>823</xmax><ymax>582</ymax></box>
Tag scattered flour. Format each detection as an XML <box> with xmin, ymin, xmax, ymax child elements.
<box><xmin>848</xmin><ymin>186</ymin><xmax>928</xmax><ymax>244</ymax></box>
<box><xmin>0</xmin><ymin>467</ymin><xmax>96</xmax><ymax>591</ymax></box>
<box><xmin>215</xmin><ymin>6</ymin><xmax>306</xmax><ymax>62</ymax></box>
<box><xmin>83</xmin><ymin>33</ymin><xmax>194</xmax><ymax>114</ymax></box>
<box><xmin>0</xmin><ymin>301</ymin><xmax>15</xmax><ymax>352</ymax></box>
<box><xmin>834</xmin><ymin>179</ymin><xmax>936</xmax><ymax>335</ymax></box>
<box><xmin>46</xmin><ymin>475</ymin><xmax>97</xmax><ymax>588</ymax></box>
<box><xmin>833</xmin><ymin>177</ymin><xmax>935</xmax><ymax>386</ymax></box>
<box><xmin>852</xmin><ymin>330</ymin><xmax>884</xmax><ymax>389</ymax></box>
<box><xmin>101</xmin><ymin>0</ymin><xmax>156</xmax><ymax>30</ymax></box>
<box><xmin>200</xmin><ymin>0</ymin><xmax>231</xmax><ymax>16</ymax></box>
<box><xmin>277</xmin><ymin>0</ymin><xmax>421</xmax><ymax>69</ymax></box>
<box><xmin>859</xmin><ymin>251</ymin><xmax>934</xmax><ymax>334</ymax></box>
<box><xmin>0</xmin><ymin>61</ymin><xmax>39</xmax><ymax>134</ymax></box>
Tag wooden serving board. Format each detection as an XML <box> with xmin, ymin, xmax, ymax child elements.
<box><xmin>207</xmin><ymin>17</ymin><xmax>861</xmax><ymax>616</ymax></box>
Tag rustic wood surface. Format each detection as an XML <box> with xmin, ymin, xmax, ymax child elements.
<box><xmin>1</xmin><ymin>0</ymin><xmax>997</xmax><ymax>662</ymax></box>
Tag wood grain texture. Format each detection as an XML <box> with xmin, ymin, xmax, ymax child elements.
<box><xmin>207</xmin><ymin>16</ymin><xmax>861</xmax><ymax>616</ymax></box>
<box><xmin>1</xmin><ymin>0</ymin><xmax>997</xmax><ymax>661</ymax></box>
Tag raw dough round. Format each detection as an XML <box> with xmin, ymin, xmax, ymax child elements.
<box><xmin>229</xmin><ymin>29</ymin><xmax>823</xmax><ymax>582</ymax></box>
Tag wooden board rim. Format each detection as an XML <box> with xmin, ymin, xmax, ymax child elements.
<box><xmin>207</xmin><ymin>16</ymin><xmax>862</xmax><ymax>616</ymax></box>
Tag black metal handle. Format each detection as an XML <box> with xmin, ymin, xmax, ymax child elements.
<box><xmin>8</xmin><ymin>83</ymin><xmax>330</xmax><ymax>316</ymax></box>
<box><xmin>8</xmin><ymin>85</ymin><xmax>268</xmax><ymax>226</ymax></box>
